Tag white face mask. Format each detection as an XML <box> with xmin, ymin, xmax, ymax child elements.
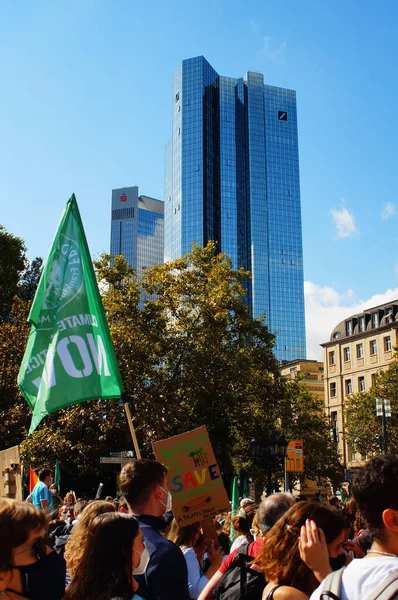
<box><xmin>133</xmin><ymin>546</ymin><xmax>150</xmax><ymax>575</ymax></box>
<box><xmin>159</xmin><ymin>486</ymin><xmax>172</xmax><ymax>513</ymax></box>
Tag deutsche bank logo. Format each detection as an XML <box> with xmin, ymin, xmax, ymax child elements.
<box><xmin>278</xmin><ymin>111</ymin><xmax>288</xmax><ymax>121</ymax></box>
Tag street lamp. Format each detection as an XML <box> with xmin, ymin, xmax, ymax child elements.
<box><xmin>251</xmin><ymin>432</ymin><xmax>289</xmax><ymax>496</ymax></box>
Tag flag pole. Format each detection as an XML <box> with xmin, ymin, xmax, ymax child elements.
<box><xmin>123</xmin><ymin>401</ymin><xmax>141</xmax><ymax>459</ymax></box>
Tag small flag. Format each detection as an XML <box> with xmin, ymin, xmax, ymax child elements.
<box><xmin>18</xmin><ymin>194</ymin><xmax>124</xmax><ymax>434</ymax></box>
<box><xmin>230</xmin><ymin>475</ymin><xmax>239</xmax><ymax>544</ymax></box>
<box><xmin>29</xmin><ymin>468</ymin><xmax>39</xmax><ymax>494</ymax></box>
<box><xmin>54</xmin><ymin>459</ymin><xmax>61</xmax><ymax>489</ymax></box>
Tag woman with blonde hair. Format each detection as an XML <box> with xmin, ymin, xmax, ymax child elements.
<box><xmin>64</xmin><ymin>500</ymin><xmax>116</xmax><ymax>579</ymax></box>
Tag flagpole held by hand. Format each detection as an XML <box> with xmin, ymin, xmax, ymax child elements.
<box><xmin>123</xmin><ymin>400</ymin><xmax>141</xmax><ymax>459</ymax></box>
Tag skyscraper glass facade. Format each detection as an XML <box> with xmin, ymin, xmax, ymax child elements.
<box><xmin>110</xmin><ymin>187</ymin><xmax>164</xmax><ymax>283</ymax></box>
<box><xmin>164</xmin><ymin>56</ymin><xmax>306</xmax><ymax>361</ymax></box>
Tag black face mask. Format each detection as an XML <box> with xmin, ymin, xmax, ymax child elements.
<box><xmin>7</xmin><ymin>550</ymin><xmax>66</xmax><ymax>600</ymax></box>
<box><xmin>329</xmin><ymin>553</ymin><xmax>347</xmax><ymax>571</ymax></box>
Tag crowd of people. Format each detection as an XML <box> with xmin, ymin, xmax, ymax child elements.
<box><xmin>2</xmin><ymin>454</ymin><xmax>398</xmax><ymax>599</ymax></box>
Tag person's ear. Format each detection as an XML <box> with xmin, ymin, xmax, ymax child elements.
<box><xmin>382</xmin><ymin>509</ymin><xmax>398</xmax><ymax>533</ymax></box>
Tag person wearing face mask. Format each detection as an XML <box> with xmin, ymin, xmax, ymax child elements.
<box><xmin>119</xmin><ymin>458</ymin><xmax>191</xmax><ymax>600</ymax></box>
<box><xmin>49</xmin><ymin>484</ymin><xmax>63</xmax><ymax>517</ymax></box>
<box><xmin>168</xmin><ymin>519</ymin><xmax>224</xmax><ymax>599</ymax></box>
<box><xmin>0</xmin><ymin>498</ymin><xmax>66</xmax><ymax>600</ymax></box>
<box><xmin>64</xmin><ymin>512</ymin><xmax>146</xmax><ymax>600</ymax></box>
<box><xmin>256</xmin><ymin>501</ymin><xmax>348</xmax><ymax>599</ymax></box>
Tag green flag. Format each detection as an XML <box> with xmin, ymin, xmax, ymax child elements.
<box><xmin>54</xmin><ymin>459</ymin><xmax>61</xmax><ymax>489</ymax></box>
<box><xmin>18</xmin><ymin>194</ymin><xmax>124</xmax><ymax>434</ymax></box>
<box><xmin>230</xmin><ymin>474</ymin><xmax>239</xmax><ymax>544</ymax></box>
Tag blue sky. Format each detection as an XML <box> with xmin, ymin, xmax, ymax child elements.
<box><xmin>1</xmin><ymin>0</ymin><xmax>398</xmax><ymax>357</ymax></box>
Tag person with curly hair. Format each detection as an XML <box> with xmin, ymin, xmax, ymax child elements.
<box><xmin>257</xmin><ymin>501</ymin><xmax>348</xmax><ymax>599</ymax></box>
<box><xmin>64</xmin><ymin>500</ymin><xmax>116</xmax><ymax>579</ymax></box>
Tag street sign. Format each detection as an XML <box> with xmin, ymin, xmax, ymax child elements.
<box><xmin>100</xmin><ymin>457</ymin><xmax>133</xmax><ymax>466</ymax></box>
<box><xmin>286</xmin><ymin>440</ymin><xmax>304</xmax><ymax>473</ymax></box>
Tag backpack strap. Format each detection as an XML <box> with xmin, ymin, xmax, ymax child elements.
<box><xmin>237</xmin><ymin>542</ymin><xmax>250</xmax><ymax>598</ymax></box>
<box><xmin>368</xmin><ymin>569</ymin><xmax>398</xmax><ymax>600</ymax></box>
<box><xmin>264</xmin><ymin>586</ymin><xmax>281</xmax><ymax>600</ymax></box>
<box><xmin>319</xmin><ymin>567</ymin><xmax>346</xmax><ymax>600</ymax></box>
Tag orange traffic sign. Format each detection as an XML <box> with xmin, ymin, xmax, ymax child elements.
<box><xmin>286</xmin><ymin>440</ymin><xmax>304</xmax><ymax>472</ymax></box>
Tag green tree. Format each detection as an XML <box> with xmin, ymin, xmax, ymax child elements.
<box><xmin>0</xmin><ymin>225</ymin><xmax>26</xmax><ymax>322</ymax></box>
<box><xmin>345</xmin><ymin>357</ymin><xmax>398</xmax><ymax>457</ymax></box>
<box><xmin>279</xmin><ymin>376</ymin><xmax>343</xmax><ymax>486</ymax></box>
<box><xmin>17</xmin><ymin>257</ymin><xmax>43</xmax><ymax>302</ymax></box>
<box><xmin>3</xmin><ymin>242</ymin><xmax>339</xmax><ymax>491</ymax></box>
<box><xmin>95</xmin><ymin>242</ymin><xmax>280</xmax><ymax>477</ymax></box>
<box><xmin>0</xmin><ymin>297</ymin><xmax>31</xmax><ymax>449</ymax></box>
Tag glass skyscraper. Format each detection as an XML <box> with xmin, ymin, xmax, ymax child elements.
<box><xmin>110</xmin><ymin>186</ymin><xmax>164</xmax><ymax>282</ymax></box>
<box><xmin>165</xmin><ymin>56</ymin><xmax>306</xmax><ymax>362</ymax></box>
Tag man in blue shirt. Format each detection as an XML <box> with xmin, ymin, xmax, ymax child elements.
<box><xmin>31</xmin><ymin>468</ymin><xmax>54</xmax><ymax>514</ymax></box>
<box><xmin>120</xmin><ymin>459</ymin><xmax>190</xmax><ymax>600</ymax></box>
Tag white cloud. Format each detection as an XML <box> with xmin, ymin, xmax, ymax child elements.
<box><xmin>249</xmin><ymin>20</ymin><xmax>259</xmax><ymax>32</ymax></box>
<box><xmin>330</xmin><ymin>201</ymin><xmax>358</xmax><ymax>238</ymax></box>
<box><xmin>261</xmin><ymin>36</ymin><xmax>287</xmax><ymax>60</ymax></box>
<box><xmin>381</xmin><ymin>202</ymin><xmax>397</xmax><ymax>220</ymax></box>
<box><xmin>305</xmin><ymin>282</ymin><xmax>398</xmax><ymax>360</ymax></box>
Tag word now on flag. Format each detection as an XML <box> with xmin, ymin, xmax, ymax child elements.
<box><xmin>18</xmin><ymin>194</ymin><xmax>123</xmax><ymax>434</ymax></box>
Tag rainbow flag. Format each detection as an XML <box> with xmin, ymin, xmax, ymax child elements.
<box><xmin>29</xmin><ymin>468</ymin><xmax>39</xmax><ymax>493</ymax></box>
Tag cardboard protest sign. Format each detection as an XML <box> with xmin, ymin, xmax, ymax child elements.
<box><xmin>152</xmin><ymin>425</ymin><xmax>230</xmax><ymax>526</ymax></box>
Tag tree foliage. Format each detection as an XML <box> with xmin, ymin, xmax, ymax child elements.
<box><xmin>345</xmin><ymin>356</ymin><xmax>398</xmax><ymax>457</ymax></box>
<box><xmin>17</xmin><ymin>257</ymin><xmax>43</xmax><ymax>302</ymax></box>
<box><xmin>1</xmin><ymin>241</ymin><xmax>340</xmax><ymax>491</ymax></box>
<box><xmin>0</xmin><ymin>225</ymin><xmax>26</xmax><ymax>322</ymax></box>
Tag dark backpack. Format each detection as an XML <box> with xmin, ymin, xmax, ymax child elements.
<box><xmin>49</xmin><ymin>522</ymin><xmax>74</xmax><ymax>556</ymax></box>
<box><xmin>216</xmin><ymin>543</ymin><xmax>265</xmax><ymax>600</ymax></box>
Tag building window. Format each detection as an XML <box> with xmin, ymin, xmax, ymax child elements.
<box><xmin>359</xmin><ymin>316</ymin><xmax>365</xmax><ymax>333</ymax></box>
<box><xmin>350</xmin><ymin>443</ymin><xmax>357</xmax><ymax>461</ymax></box>
<box><xmin>329</xmin><ymin>351</ymin><xmax>335</xmax><ymax>366</ymax></box>
<box><xmin>384</xmin><ymin>336</ymin><xmax>392</xmax><ymax>352</ymax></box>
<box><xmin>371</xmin><ymin>313</ymin><xmax>378</xmax><ymax>329</ymax></box>
<box><xmin>358</xmin><ymin>376</ymin><xmax>365</xmax><ymax>392</ymax></box>
<box><xmin>385</xmin><ymin>308</ymin><xmax>393</xmax><ymax>324</ymax></box>
<box><xmin>330</xmin><ymin>382</ymin><xmax>337</xmax><ymax>398</ymax></box>
<box><xmin>346</xmin><ymin>321</ymin><xmax>352</xmax><ymax>336</ymax></box>
<box><xmin>371</xmin><ymin>373</ymin><xmax>376</xmax><ymax>387</ymax></box>
<box><xmin>345</xmin><ymin>379</ymin><xmax>352</xmax><ymax>395</ymax></box>
<box><xmin>356</xmin><ymin>343</ymin><xmax>364</xmax><ymax>359</ymax></box>
<box><xmin>370</xmin><ymin>340</ymin><xmax>377</xmax><ymax>355</ymax></box>
<box><xmin>344</xmin><ymin>347</ymin><xmax>351</xmax><ymax>362</ymax></box>
<box><xmin>331</xmin><ymin>411</ymin><xmax>338</xmax><ymax>443</ymax></box>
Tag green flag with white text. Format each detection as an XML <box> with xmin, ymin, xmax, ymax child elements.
<box><xmin>18</xmin><ymin>194</ymin><xmax>124</xmax><ymax>434</ymax></box>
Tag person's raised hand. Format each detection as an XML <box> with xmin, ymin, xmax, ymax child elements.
<box><xmin>207</xmin><ymin>541</ymin><xmax>223</xmax><ymax>568</ymax></box>
<box><xmin>298</xmin><ymin>519</ymin><xmax>332</xmax><ymax>582</ymax></box>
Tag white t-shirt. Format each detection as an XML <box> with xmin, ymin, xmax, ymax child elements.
<box><xmin>230</xmin><ymin>534</ymin><xmax>250</xmax><ymax>553</ymax></box>
<box><xmin>310</xmin><ymin>556</ymin><xmax>398</xmax><ymax>600</ymax></box>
